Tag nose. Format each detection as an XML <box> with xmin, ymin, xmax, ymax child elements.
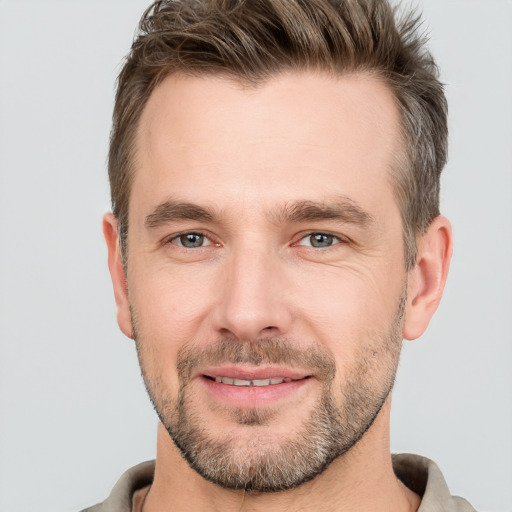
<box><xmin>212</xmin><ymin>245</ymin><xmax>293</xmax><ymax>341</ymax></box>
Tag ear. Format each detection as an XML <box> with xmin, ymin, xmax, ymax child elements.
<box><xmin>403</xmin><ymin>216</ymin><xmax>453</xmax><ymax>340</ymax></box>
<box><xmin>103</xmin><ymin>213</ymin><xmax>133</xmax><ymax>339</ymax></box>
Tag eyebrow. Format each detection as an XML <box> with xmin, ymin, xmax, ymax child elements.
<box><xmin>144</xmin><ymin>196</ymin><xmax>374</xmax><ymax>229</ymax></box>
<box><xmin>145</xmin><ymin>200</ymin><xmax>217</xmax><ymax>228</ymax></box>
<box><xmin>270</xmin><ymin>197</ymin><xmax>375</xmax><ymax>228</ymax></box>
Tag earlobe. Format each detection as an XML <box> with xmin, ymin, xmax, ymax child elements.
<box><xmin>403</xmin><ymin>216</ymin><xmax>453</xmax><ymax>340</ymax></box>
<box><xmin>103</xmin><ymin>213</ymin><xmax>133</xmax><ymax>339</ymax></box>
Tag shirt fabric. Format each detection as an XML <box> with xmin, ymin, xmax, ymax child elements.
<box><xmin>81</xmin><ymin>453</ymin><xmax>476</xmax><ymax>512</ymax></box>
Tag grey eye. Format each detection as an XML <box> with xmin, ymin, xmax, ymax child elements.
<box><xmin>309</xmin><ymin>233</ymin><xmax>335</xmax><ymax>248</ymax></box>
<box><xmin>296</xmin><ymin>232</ymin><xmax>341</xmax><ymax>248</ymax></box>
<box><xmin>177</xmin><ymin>233</ymin><xmax>207</xmax><ymax>248</ymax></box>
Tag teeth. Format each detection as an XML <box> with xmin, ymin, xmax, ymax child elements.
<box><xmin>253</xmin><ymin>379</ymin><xmax>274</xmax><ymax>386</ymax></box>
<box><xmin>213</xmin><ymin>376</ymin><xmax>298</xmax><ymax>386</ymax></box>
<box><xmin>233</xmin><ymin>379</ymin><xmax>251</xmax><ymax>386</ymax></box>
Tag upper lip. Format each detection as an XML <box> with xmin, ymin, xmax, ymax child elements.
<box><xmin>197</xmin><ymin>366</ymin><xmax>311</xmax><ymax>381</ymax></box>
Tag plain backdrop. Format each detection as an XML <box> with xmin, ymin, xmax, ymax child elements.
<box><xmin>0</xmin><ymin>1</ymin><xmax>511</xmax><ymax>511</ymax></box>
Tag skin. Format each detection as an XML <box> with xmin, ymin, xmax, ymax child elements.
<box><xmin>104</xmin><ymin>71</ymin><xmax>452</xmax><ymax>511</ymax></box>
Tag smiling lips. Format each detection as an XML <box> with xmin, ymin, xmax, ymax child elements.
<box><xmin>212</xmin><ymin>376</ymin><xmax>305</xmax><ymax>387</ymax></box>
<box><xmin>198</xmin><ymin>366</ymin><xmax>313</xmax><ymax>407</ymax></box>
<box><xmin>199</xmin><ymin>369</ymin><xmax>312</xmax><ymax>407</ymax></box>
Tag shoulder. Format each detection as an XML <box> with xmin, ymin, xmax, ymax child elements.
<box><xmin>392</xmin><ymin>453</ymin><xmax>476</xmax><ymax>512</ymax></box>
<box><xmin>79</xmin><ymin>460</ymin><xmax>155</xmax><ymax>512</ymax></box>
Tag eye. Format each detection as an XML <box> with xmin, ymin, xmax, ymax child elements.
<box><xmin>172</xmin><ymin>232</ymin><xmax>212</xmax><ymax>248</ymax></box>
<box><xmin>296</xmin><ymin>232</ymin><xmax>343</xmax><ymax>248</ymax></box>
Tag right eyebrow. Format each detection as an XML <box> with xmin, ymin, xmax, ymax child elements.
<box><xmin>144</xmin><ymin>199</ymin><xmax>217</xmax><ymax>228</ymax></box>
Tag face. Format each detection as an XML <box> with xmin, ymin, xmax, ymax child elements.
<box><xmin>122</xmin><ymin>71</ymin><xmax>409</xmax><ymax>491</ymax></box>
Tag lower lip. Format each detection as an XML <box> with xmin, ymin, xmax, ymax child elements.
<box><xmin>200</xmin><ymin>376</ymin><xmax>311</xmax><ymax>408</ymax></box>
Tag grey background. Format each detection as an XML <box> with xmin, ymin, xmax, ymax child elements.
<box><xmin>0</xmin><ymin>1</ymin><xmax>510</xmax><ymax>511</ymax></box>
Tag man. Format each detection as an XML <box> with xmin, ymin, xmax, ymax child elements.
<box><xmin>86</xmin><ymin>0</ymin><xmax>474</xmax><ymax>510</ymax></box>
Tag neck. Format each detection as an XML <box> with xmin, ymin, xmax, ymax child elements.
<box><xmin>143</xmin><ymin>398</ymin><xmax>420</xmax><ymax>512</ymax></box>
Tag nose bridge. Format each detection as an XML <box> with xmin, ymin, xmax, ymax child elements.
<box><xmin>214</xmin><ymin>240</ymin><xmax>291</xmax><ymax>340</ymax></box>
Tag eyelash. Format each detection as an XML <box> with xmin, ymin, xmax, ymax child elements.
<box><xmin>164</xmin><ymin>231</ymin><xmax>348</xmax><ymax>250</ymax></box>
<box><xmin>294</xmin><ymin>232</ymin><xmax>347</xmax><ymax>248</ymax></box>
<box><xmin>165</xmin><ymin>231</ymin><xmax>217</xmax><ymax>249</ymax></box>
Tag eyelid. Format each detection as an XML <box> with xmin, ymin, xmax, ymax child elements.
<box><xmin>163</xmin><ymin>230</ymin><xmax>219</xmax><ymax>248</ymax></box>
<box><xmin>294</xmin><ymin>231</ymin><xmax>349</xmax><ymax>247</ymax></box>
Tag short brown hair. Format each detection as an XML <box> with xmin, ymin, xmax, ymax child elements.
<box><xmin>109</xmin><ymin>0</ymin><xmax>448</xmax><ymax>269</ymax></box>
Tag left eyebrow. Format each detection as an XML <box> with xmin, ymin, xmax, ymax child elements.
<box><xmin>145</xmin><ymin>199</ymin><xmax>219</xmax><ymax>228</ymax></box>
<box><xmin>269</xmin><ymin>197</ymin><xmax>375</xmax><ymax>228</ymax></box>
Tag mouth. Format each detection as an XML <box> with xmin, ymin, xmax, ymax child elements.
<box><xmin>198</xmin><ymin>367</ymin><xmax>314</xmax><ymax>408</ymax></box>
<box><xmin>205</xmin><ymin>375</ymin><xmax>309</xmax><ymax>387</ymax></box>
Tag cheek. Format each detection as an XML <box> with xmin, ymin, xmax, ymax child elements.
<box><xmin>289</xmin><ymin>262</ymin><xmax>404</xmax><ymax>366</ymax></box>
<box><xmin>128</xmin><ymin>265</ymin><xmax>220</xmax><ymax>346</ymax></box>
<box><xmin>292</xmin><ymin>262</ymin><xmax>401</xmax><ymax>326</ymax></box>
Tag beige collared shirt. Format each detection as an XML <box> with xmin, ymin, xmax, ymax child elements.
<box><xmin>81</xmin><ymin>454</ymin><xmax>476</xmax><ymax>511</ymax></box>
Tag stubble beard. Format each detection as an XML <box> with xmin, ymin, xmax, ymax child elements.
<box><xmin>132</xmin><ymin>292</ymin><xmax>405</xmax><ymax>493</ymax></box>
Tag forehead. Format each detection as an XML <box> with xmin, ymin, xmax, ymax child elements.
<box><xmin>133</xmin><ymin>71</ymin><xmax>401</xmax><ymax>220</ymax></box>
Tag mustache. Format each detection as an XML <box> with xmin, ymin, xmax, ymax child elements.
<box><xmin>176</xmin><ymin>337</ymin><xmax>336</xmax><ymax>382</ymax></box>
